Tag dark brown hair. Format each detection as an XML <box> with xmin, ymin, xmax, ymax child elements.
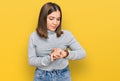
<box><xmin>36</xmin><ymin>2</ymin><xmax>63</xmax><ymax>39</ymax></box>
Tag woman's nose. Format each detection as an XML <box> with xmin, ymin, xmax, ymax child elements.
<box><xmin>53</xmin><ymin>20</ymin><xmax>57</xmax><ymax>25</ymax></box>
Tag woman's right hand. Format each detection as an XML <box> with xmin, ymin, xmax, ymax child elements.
<box><xmin>50</xmin><ymin>48</ymin><xmax>62</xmax><ymax>61</ymax></box>
<box><xmin>50</xmin><ymin>48</ymin><xmax>68</xmax><ymax>61</ymax></box>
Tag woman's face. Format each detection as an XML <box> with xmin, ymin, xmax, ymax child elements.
<box><xmin>47</xmin><ymin>10</ymin><xmax>60</xmax><ymax>31</ymax></box>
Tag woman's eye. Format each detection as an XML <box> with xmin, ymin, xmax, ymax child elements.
<box><xmin>49</xmin><ymin>17</ymin><xmax>54</xmax><ymax>20</ymax></box>
<box><xmin>57</xmin><ymin>18</ymin><xmax>60</xmax><ymax>21</ymax></box>
<box><xmin>48</xmin><ymin>17</ymin><xmax>60</xmax><ymax>21</ymax></box>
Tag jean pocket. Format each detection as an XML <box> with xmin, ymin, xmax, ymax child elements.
<box><xmin>34</xmin><ymin>68</ymin><xmax>46</xmax><ymax>79</ymax></box>
<box><xmin>60</xmin><ymin>68</ymin><xmax>71</xmax><ymax>78</ymax></box>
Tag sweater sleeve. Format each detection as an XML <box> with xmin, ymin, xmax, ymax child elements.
<box><xmin>28</xmin><ymin>33</ymin><xmax>51</xmax><ymax>67</ymax></box>
<box><xmin>65</xmin><ymin>31</ymin><xmax>86</xmax><ymax>60</ymax></box>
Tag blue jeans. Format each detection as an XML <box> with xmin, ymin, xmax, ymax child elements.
<box><xmin>34</xmin><ymin>66</ymin><xmax>71</xmax><ymax>81</ymax></box>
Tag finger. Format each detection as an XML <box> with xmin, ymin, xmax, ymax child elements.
<box><xmin>61</xmin><ymin>51</ymin><xmax>68</xmax><ymax>58</ymax></box>
<box><xmin>50</xmin><ymin>54</ymin><xmax>54</xmax><ymax>61</ymax></box>
<box><xmin>54</xmin><ymin>54</ymin><xmax>61</xmax><ymax>59</ymax></box>
<box><xmin>59</xmin><ymin>51</ymin><xmax>65</xmax><ymax>58</ymax></box>
<box><xmin>51</xmin><ymin>52</ymin><xmax>58</xmax><ymax>61</ymax></box>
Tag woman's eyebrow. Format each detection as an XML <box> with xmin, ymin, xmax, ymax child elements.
<box><xmin>49</xmin><ymin>16</ymin><xmax>60</xmax><ymax>18</ymax></box>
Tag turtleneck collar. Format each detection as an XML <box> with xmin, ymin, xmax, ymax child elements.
<box><xmin>47</xmin><ymin>30</ymin><xmax>56</xmax><ymax>35</ymax></box>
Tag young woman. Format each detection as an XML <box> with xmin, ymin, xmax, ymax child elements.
<box><xmin>28</xmin><ymin>2</ymin><xmax>86</xmax><ymax>81</ymax></box>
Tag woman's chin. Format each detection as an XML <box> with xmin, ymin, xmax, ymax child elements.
<box><xmin>49</xmin><ymin>29</ymin><xmax>56</xmax><ymax>31</ymax></box>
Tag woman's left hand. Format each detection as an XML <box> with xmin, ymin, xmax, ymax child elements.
<box><xmin>50</xmin><ymin>48</ymin><xmax>68</xmax><ymax>61</ymax></box>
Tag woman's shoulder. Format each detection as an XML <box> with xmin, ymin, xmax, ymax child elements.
<box><xmin>29</xmin><ymin>31</ymin><xmax>38</xmax><ymax>38</ymax></box>
<box><xmin>63</xmin><ymin>30</ymin><xmax>73</xmax><ymax>36</ymax></box>
<box><xmin>29</xmin><ymin>31</ymin><xmax>36</xmax><ymax>35</ymax></box>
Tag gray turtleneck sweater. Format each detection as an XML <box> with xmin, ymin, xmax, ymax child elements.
<box><xmin>28</xmin><ymin>30</ymin><xmax>86</xmax><ymax>71</ymax></box>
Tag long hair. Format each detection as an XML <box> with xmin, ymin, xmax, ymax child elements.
<box><xmin>36</xmin><ymin>2</ymin><xmax>63</xmax><ymax>39</ymax></box>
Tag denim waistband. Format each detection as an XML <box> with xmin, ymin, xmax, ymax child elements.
<box><xmin>34</xmin><ymin>66</ymin><xmax>71</xmax><ymax>81</ymax></box>
<box><xmin>36</xmin><ymin>66</ymin><xmax>69</xmax><ymax>74</ymax></box>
